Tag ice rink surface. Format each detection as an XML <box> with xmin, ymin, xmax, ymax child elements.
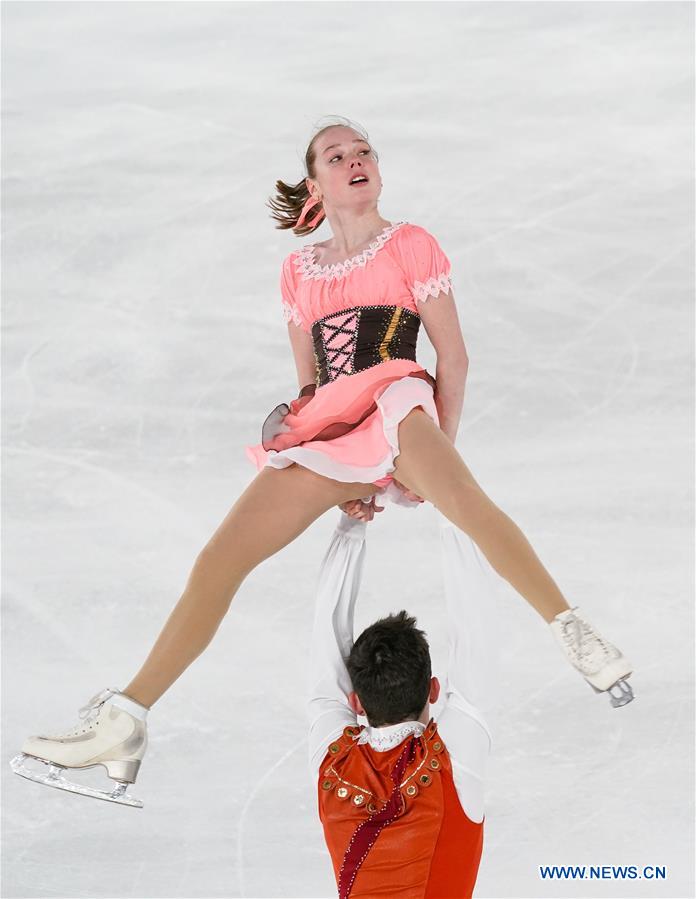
<box><xmin>2</xmin><ymin>2</ymin><xmax>694</xmax><ymax>897</ymax></box>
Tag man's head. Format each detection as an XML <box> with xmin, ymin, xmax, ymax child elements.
<box><xmin>346</xmin><ymin>610</ymin><xmax>440</xmax><ymax>727</ymax></box>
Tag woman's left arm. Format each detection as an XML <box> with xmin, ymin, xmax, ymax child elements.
<box><xmin>418</xmin><ymin>289</ymin><xmax>469</xmax><ymax>443</ymax></box>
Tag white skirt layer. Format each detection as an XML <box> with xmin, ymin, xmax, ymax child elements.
<box><xmin>257</xmin><ymin>376</ymin><xmax>440</xmax><ymax>508</ymax></box>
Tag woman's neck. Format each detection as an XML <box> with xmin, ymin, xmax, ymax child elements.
<box><xmin>317</xmin><ymin>214</ymin><xmax>393</xmax><ymax>259</ymax></box>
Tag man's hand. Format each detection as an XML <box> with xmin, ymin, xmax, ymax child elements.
<box><xmin>337</xmin><ymin>477</ymin><xmax>425</xmax><ymax>519</ymax></box>
<box><xmin>338</xmin><ymin>490</ymin><xmax>385</xmax><ymax>522</ymax></box>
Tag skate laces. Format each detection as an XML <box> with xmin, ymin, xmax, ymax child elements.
<box><xmin>43</xmin><ymin>687</ymin><xmax>121</xmax><ymax>739</ymax></box>
<box><xmin>561</xmin><ymin>613</ymin><xmax>616</xmax><ymax>670</ymax></box>
<box><xmin>78</xmin><ymin>687</ymin><xmax>121</xmax><ymax>723</ymax></box>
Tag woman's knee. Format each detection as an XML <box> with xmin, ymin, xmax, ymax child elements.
<box><xmin>187</xmin><ymin>536</ymin><xmax>248</xmax><ymax>598</ymax></box>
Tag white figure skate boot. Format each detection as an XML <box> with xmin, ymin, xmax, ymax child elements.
<box><xmin>549</xmin><ymin>607</ymin><xmax>634</xmax><ymax>708</ymax></box>
<box><xmin>10</xmin><ymin>687</ymin><xmax>147</xmax><ymax>808</ymax></box>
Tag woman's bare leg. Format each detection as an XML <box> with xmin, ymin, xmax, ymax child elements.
<box><xmin>123</xmin><ymin>464</ymin><xmax>376</xmax><ymax>708</ymax></box>
<box><xmin>392</xmin><ymin>408</ymin><xmax>571</xmax><ymax>623</ymax></box>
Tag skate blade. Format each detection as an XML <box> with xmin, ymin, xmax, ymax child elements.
<box><xmin>589</xmin><ymin>676</ymin><xmax>635</xmax><ymax>708</ymax></box>
<box><xmin>10</xmin><ymin>753</ymin><xmax>143</xmax><ymax>808</ymax></box>
<box><xmin>582</xmin><ymin>656</ymin><xmax>633</xmax><ymax>693</ymax></box>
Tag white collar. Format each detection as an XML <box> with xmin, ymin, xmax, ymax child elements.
<box><xmin>356</xmin><ymin>719</ymin><xmax>426</xmax><ymax>752</ymax></box>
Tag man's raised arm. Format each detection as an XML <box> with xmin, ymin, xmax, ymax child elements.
<box><xmin>306</xmin><ymin>512</ymin><xmax>368</xmax><ymax>778</ymax></box>
<box><xmin>435</xmin><ymin>510</ymin><xmax>503</xmax><ymax>824</ymax></box>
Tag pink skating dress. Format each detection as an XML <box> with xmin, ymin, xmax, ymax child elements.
<box><xmin>244</xmin><ymin>221</ymin><xmax>454</xmax><ymax>508</ymax></box>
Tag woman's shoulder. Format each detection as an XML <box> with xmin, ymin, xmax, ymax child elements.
<box><xmin>394</xmin><ymin>221</ymin><xmax>430</xmax><ymax>236</ymax></box>
<box><xmin>384</xmin><ymin>222</ymin><xmax>452</xmax><ymax>270</ymax></box>
<box><xmin>389</xmin><ymin>221</ymin><xmax>441</xmax><ymax>247</ymax></box>
<box><xmin>387</xmin><ymin>222</ymin><xmax>450</xmax><ymax>268</ymax></box>
<box><xmin>282</xmin><ymin>245</ymin><xmax>303</xmax><ymax>263</ymax></box>
<box><xmin>280</xmin><ymin>246</ymin><xmax>304</xmax><ymax>280</ymax></box>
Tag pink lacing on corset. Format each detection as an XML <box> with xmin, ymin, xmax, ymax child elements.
<box><xmin>295</xmin><ymin>220</ymin><xmax>407</xmax><ymax>283</ymax></box>
<box><xmin>409</xmin><ymin>271</ymin><xmax>454</xmax><ymax>303</ymax></box>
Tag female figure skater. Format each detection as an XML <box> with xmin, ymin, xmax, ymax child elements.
<box><xmin>11</xmin><ymin>116</ymin><xmax>633</xmax><ymax>809</ymax></box>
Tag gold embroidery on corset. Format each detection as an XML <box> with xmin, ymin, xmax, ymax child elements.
<box><xmin>378</xmin><ymin>306</ymin><xmax>403</xmax><ymax>363</ymax></box>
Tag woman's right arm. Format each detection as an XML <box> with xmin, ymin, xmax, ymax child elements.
<box><xmin>287</xmin><ymin>320</ymin><xmax>317</xmax><ymax>392</ymax></box>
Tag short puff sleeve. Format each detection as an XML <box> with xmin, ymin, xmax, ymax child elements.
<box><xmin>398</xmin><ymin>225</ymin><xmax>454</xmax><ymax>304</ymax></box>
<box><xmin>280</xmin><ymin>252</ymin><xmax>305</xmax><ymax>330</ymax></box>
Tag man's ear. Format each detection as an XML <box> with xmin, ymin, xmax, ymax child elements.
<box><xmin>429</xmin><ymin>676</ymin><xmax>441</xmax><ymax>705</ymax></box>
<box><xmin>348</xmin><ymin>691</ymin><xmax>366</xmax><ymax>716</ymax></box>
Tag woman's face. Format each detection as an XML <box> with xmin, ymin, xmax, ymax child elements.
<box><xmin>306</xmin><ymin>128</ymin><xmax>382</xmax><ymax>209</ymax></box>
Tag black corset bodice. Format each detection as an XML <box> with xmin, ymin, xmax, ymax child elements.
<box><xmin>310</xmin><ymin>304</ymin><xmax>421</xmax><ymax>388</ymax></box>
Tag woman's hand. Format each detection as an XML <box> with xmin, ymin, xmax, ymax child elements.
<box><xmin>338</xmin><ymin>490</ymin><xmax>386</xmax><ymax>522</ymax></box>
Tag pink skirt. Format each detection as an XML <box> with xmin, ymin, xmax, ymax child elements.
<box><xmin>244</xmin><ymin>359</ymin><xmax>439</xmax><ymax>508</ymax></box>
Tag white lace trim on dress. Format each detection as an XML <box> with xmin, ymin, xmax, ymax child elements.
<box><xmin>409</xmin><ymin>272</ymin><xmax>454</xmax><ymax>304</ymax></box>
<box><xmin>281</xmin><ymin>299</ymin><xmax>303</xmax><ymax>327</ymax></box>
<box><xmin>356</xmin><ymin>719</ymin><xmax>427</xmax><ymax>751</ymax></box>
<box><xmin>295</xmin><ymin>220</ymin><xmax>408</xmax><ymax>283</ymax></box>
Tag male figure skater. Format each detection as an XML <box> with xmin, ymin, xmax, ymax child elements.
<box><xmin>307</xmin><ymin>507</ymin><xmax>502</xmax><ymax>898</ymax></box>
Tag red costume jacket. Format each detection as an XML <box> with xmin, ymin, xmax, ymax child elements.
<box><xmin>318</xmin><ymin>719</ymin><xmax>484</xmax><ymax>899</ymax></box>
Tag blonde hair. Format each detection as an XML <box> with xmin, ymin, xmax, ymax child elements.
<box><xmin>267</xmin><ymin>115</ymin><xmax>379</xmax><ymax>237</ymax></box>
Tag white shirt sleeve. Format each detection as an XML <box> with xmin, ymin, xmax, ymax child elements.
<box><xmin>306</xmin><ymin>512</ymin><xmax>367</xmax><ymax>779</ymax></box>
<box><xmin>434</xmin><ymin>510</ymin><xmax>502</xmax><ymax>824</ymax></box>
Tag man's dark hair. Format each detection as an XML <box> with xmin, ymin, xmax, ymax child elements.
<box><xmin>346</xmin><ymin>610</ymin><xmax>432</xmax><ymax>727</ymax></box>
